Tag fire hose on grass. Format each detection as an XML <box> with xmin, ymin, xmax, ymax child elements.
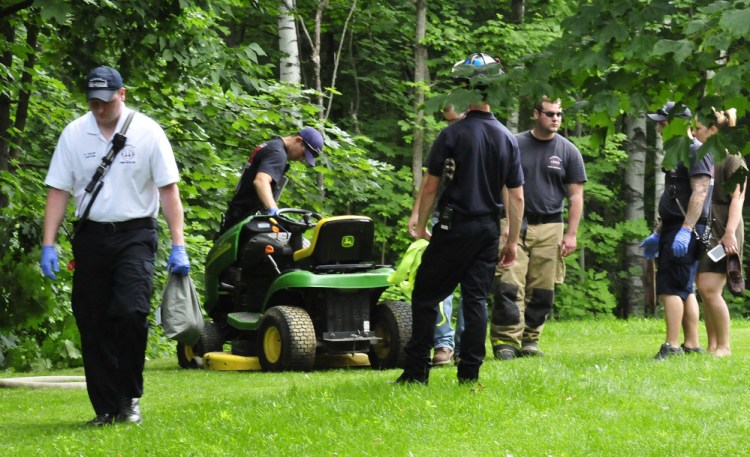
<box><xmin>0</xmin><ymin>376</ymin><xmax>86</xmax><ymax>389</ymax></box>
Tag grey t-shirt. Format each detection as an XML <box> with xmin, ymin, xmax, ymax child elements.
<box><xmin>515</xmin><ymin>130</ymin><xmax>587</xmax><ymax>215</ymax></box>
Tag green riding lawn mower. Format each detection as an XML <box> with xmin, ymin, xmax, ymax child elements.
<box><xmin>177</xmin><ymin>208</ymin><xmax>412</xmax><ymax>372</ymax></box>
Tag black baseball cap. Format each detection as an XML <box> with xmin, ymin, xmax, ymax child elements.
<box><xmin>86</xmin><ymin>66</ymin><xmax>123</xmax><ymax>101</ymax></box>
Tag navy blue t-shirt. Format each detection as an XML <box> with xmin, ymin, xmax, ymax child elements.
<box><xmin>426</xmin><ymin>110</ymin><xmax>524</xmax><ymax>216</ymax></box>
<box><xmin>226</xmin><ymin>137</ymin><xmax>288</xmax><ymax>221</ymax></box>
<box><xmin>658</xmin><ymin>142</ymin><xmax>713</xmax><ymax>224</ymax></box>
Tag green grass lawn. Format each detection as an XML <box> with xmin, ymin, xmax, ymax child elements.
<box><xmin>2</xmin><ymin>318</ymin><xmax>750</xmax><ymax>456</ymax></box>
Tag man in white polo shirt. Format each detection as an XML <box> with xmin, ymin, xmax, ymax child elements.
<box><xmin>40</xmin><ymin>66</ymin><xmax>189</xmax><ymax>426</ymax></box>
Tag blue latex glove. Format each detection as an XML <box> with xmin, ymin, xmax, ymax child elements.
<box><xmin>672</xmin><ymin>227</ymin><xmax>692</xmax><ymax>257</ymax></box>
<box><xmin>40</xmin><ymin>245</ymin><xmax>59</xmax><ymax>280</ymax></box>
<box><xmin>167</xmin><ymin>245</ymin><xmax>191</xmax><ymax>276</ymax></box>
<box><xmin>639</xmin><ymin>233</ymin><xmax>660</xmax><ymax>260</ymax></box>
<box><xmin>267</xmin><ymin>207</ymin><xmax>278</xmax><ymax>216</ymax></box>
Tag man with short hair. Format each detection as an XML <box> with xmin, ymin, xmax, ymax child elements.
<box><xmin>219</xmin><ymin>127</ymin><xmax>324</xmax><ymax>234</ymax></box>
<box><xmin>490</xmin><ymin>97</ymin><xmax>587</xmax><ymax>359</ymax></box>
<box><xmin>40</xmin><ymin>65</ymin><xmax>190</xmax><ymax>426</ymax></box>
<box><xmin>396</xmin><ymin>53</ymin><xmax>524</xmax><ymax>385</ymax></box>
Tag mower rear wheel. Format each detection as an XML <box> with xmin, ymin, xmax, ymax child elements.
<box><xmin>258</xmin><ymin>306</ymin><xmax>316</xmax><ymax>372</ymax></box>
<box><xmin>177</xmin><ymin>320</ymin><xmax>225</xmax><ymax>369</ymax></box>
<box><xmin>369</xmin><ymin>301</ymin><xmax>412</xmax><ymax>370</ymax></box>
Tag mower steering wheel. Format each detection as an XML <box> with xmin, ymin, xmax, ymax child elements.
<box><xmin>274</xmin><ymin>208</ymin><xmax>323</xmax><ymax>232</ymax></box>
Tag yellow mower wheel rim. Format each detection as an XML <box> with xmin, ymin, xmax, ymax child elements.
<box><xmin>263</xmin><ymin>326</ymin><xmax>282</xmax><ymax>363</ymax></box>
<box><xmin>183</xmin><ymin>344</ymin><xmax>196</xmax><ymax>361</ymax></box>
<box><xmin>372</xmin><ymin>323</ymin><xmax>390</xmax><ymax>359</ymax></box>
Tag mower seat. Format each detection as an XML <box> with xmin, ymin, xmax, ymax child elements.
<box><xmin>293</xmin><ymin>216</ymin><xmax>374</xmax><ymax>268</ymax></box>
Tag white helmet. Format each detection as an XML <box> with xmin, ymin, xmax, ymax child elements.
<box><xmin>451</xmin><ymin>53</ymin><xmax>504</xmax><ymax>88</ymax></box>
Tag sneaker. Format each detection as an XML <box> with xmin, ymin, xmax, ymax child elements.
<box><xmin>681</xmin><ymin>344</ymin><xmax>705</xmax><ymax>355</ymax></box>
<box><xmin>85</xmin><ymin>414</ymin><xmax>115</xmax><ymax>427</ymax></box>
<box><xmin>493</xmin><ymin>344</ymin><xmax>521</xmax><ymax>360</ymax></box>
<box><xmin>116</xmin><ymin>398</ymin><xmax>142</xmax><ymax>425</ymax></box>
<box><xmin>520</xmin><ymin>341</ymin><xmax>545</xmax><ymax>357</ymax></box>
<box><xmin>432</xmin><ymin>347</ymin><xmax>454</xmax><ymax>366</ymax></box>
<box><xmin>654</xmin><ymin>342</ymin><xmax>684</xmax><ymax>360</ymax></box>
<box><xmin>392</xmin><ymin>373</ymin><xmax>428</xmax><ymax>385</ymax></box>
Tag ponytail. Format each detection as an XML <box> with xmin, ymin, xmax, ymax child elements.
<box><xmin>711</xmin><ymin>106</ymin><xmax>737</xmax><ymax>129</ymax></box>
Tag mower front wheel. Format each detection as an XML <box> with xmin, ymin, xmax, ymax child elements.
<box><xmin>369</xmin><ymin>301</ymin><xmax>412</xmax><ymax>369</ymax></box>
<box><xmin>177</xmin><ymin>320</ymin><xmax>225</xmax><ymax>369</ymax></box>
<box><xmin>258</xmin><ymin>306</ymin><xmax>316</xmax><ymax>372</ymax></box>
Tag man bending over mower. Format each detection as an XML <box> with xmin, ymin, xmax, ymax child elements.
<box><xmin>218</xmin><ymin>127</ymin><xmax>324</xmax><ymax>235</ymax></box>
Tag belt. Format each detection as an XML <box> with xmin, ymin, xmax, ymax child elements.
<box><xmin>76</xmin><ymin>217</ymin><xmax>157</xmax><ymax>234</ymax></box>
<box><xmin>524</xmin><ymin>213</ymin><xmax>563</xmax><ymax>225</ymax></box>
<box><xmin>452</xmin><ymin>212</ymin><xmax>497</xmax><ymax>223</ymax></box>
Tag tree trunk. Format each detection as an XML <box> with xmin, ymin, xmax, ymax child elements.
<box><xmin>310</xmin><ymin>0</ymin><xmax>329</xmax><ymax>113</ymax></box>
<box><xmin>623</xmin><ymin>114</ymin><xmax>647</xmax><ymax>317</ymax></box>
<box><xmin>505</xmin><ymin>2</ymin><xmax>523</xmax><ymax>136</ymax></box>
<box><xmin>511</xmin><ymin>0</ymin><xmax>525</xmax><ymax>23</ymax></box>
<box><xmin>297</xmin><ymin>0</ymin><xmax>329</xmax><ymax>199</ymax></box>
<box><xmin>412</xmin><ymin>0</ymin><xmax>427</xmax><ymax>195</ymax></box>
<box><xmin>10</xmin><ymin>21</ymin><xmax>39</xmax><ymax>159</ymax></box>
<box><xmin>654</xmin><ymin>131</ymin><xmax>664</xmax><ymax>218</ymax></box>
<box><xmin>0</xmin><ymin>19</ymin><xmax>15</xmax><ymax>174</ymax></box>
<box><xmin>506</xmin><ymin>111</ymin><xmax>519</xmax><ymax>134</ymax></box>
<box><xmin>324</xmin><ymin>0</ymin><xmax>356</xmax><ymax>121</ymax></box>
<box><xmin>347</xmin><ymin>25</ymin><xmax>361</xmax><ymax>135</ymax></box>
<box><xmin>278</xmin><ymin>0</ymin><xmax>301</xmax><ymax>85</ymax></box>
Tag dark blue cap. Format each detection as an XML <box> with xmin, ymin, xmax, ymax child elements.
<box><xmin>86</xmin><ymin>66</ymin><xmax>123</xmax><ymax>101</ymax></box>
<box><xmin>299</xmin><ymin>127</ymin><xmax>324</xmax><ymax>166</ymax></box>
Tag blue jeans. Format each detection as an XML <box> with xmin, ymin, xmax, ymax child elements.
<box><xmin>434</xmin><ymin>294</ymin><xmax>464</xmax><ymax>354</ymax></box>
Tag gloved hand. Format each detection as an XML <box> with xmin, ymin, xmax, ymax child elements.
<box><xmin>167</xmin><ymin>245</ymin><xmax>190</xmax><ymax>276</ymax></box>
<box><xmin>672</xmin><ymin>227</ymin><xmax>692</xmax><ymax>257</ymax></box>
<box><xmin>639</xmin><ymin>233</ymin><xmax>660</xmax><ymax>260</ymax></box>
<box><xmin>267</xmin><ymin>207</ymin><xmax>278</xmax><ymax>216</ymax></box>
<box><xmin>40</xmin><ymin>245</ymin><xmax>59</xmax><ymax>280</ymax></box>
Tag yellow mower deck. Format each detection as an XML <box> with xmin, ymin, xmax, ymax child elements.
<box><xmin>202</xmin><ymin>352</ymin><xmax>371</xmax><ymax>371</ymax></box>
<box><xmin>203</xmin><ymin>352</ymin><xmax>261</xmax><ymax>371</ymax></box>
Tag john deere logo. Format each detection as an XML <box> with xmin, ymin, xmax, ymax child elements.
<box><xmin>341</xmin><ymin>235</ymin><xmax>355</xmax><ymax>248</ymax></box>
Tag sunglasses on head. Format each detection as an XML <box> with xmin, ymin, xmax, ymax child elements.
<box><xmin>541</xmin><ymin>111</ymin><xmax>563</xmax><ymax>118</ymax></box>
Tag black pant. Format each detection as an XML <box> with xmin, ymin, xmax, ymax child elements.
<box><xmin>72</xmin><ymin>226</ymin><xmax>157</xmax><ymax>415</ymax></box>
<box><xmin>404</xmin><ymin>216</ymin><xmax>499</xmax><ymax>381</ymax></box>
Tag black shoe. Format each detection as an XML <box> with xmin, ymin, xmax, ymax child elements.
<box><xmin>116</xmin><ymin>398</ymin><xmax>142</xmax><ymax>424</ymax></box>
<box><xmin>393</xmin><ymin>373</ymin><xmax>428</xmax><ymax>385</ymax></box>
<box><xmin>654</xmin><ymin>342</ymin><xmax>684</xmax><ymax>360</ymax></box>
<box><xmin>520</xmin><ymin>341</ymin><xmax>545</xmax><ymax>357</ymax></box>
<box><xmin>681</xmin><ymin>344</ymin><xmax>705</xmax><ymax>355</ymax></box>
<box><xmin>85</xmin><ymin>414</ymin><xmax>115</xmax><ymax>427</ymax></box>
<box><xmin>493</xmin><ymin>344</ymin><xmax>521</xmax><ymax>360</ymax></box>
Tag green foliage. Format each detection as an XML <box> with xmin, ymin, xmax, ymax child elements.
<box><xmin>551</xmin><ymin>133</ymin><xmax>634</xmax><ymax>316</ymax></box>
<box><xmin>724</xmin><ymin>284</ymin><xmax>750</xmax><ymax>317</ymax></box>
<box><xmin>555</xmin><ymin>261</ymin><xmax>617</xmax><ymax>319</ymax></box>
<box><xmin>545</xmin><ymin>0</ymin><xmax>750</xmax><ymax>164</ymax></box>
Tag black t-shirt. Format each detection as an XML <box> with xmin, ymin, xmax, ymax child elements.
<box><xmin>515</xmin><ymin>131</ymin><xmax>587</xmax><ymax>215</ymax></box>
<box><xmin>658</xmin><ymin>141</ymin><xmax>713</xmax><ymax>224</ymax></box>
<box><xmin>225</xmin><ymin>137</ymin><xmax>288</xmax><ymax>224</ymax></box>
<box><xmin>426</xmin><ymin>110</ymin><xmax>524</xmax><ymax>216</ymax></box>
